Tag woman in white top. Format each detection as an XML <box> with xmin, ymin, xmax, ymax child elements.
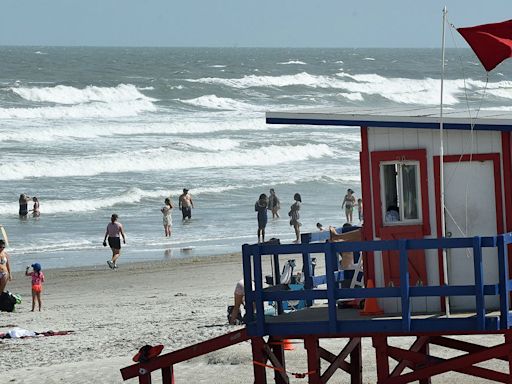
<box><xmin>161</xmin><ymin>198</ymin><xmax>173</xmax><ymax>237</ymax></box>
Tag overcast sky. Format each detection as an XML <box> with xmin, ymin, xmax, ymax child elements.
<box><xmin>0</xmin><ymin>1</ymin><xmax>509</xmax><ymax>47</ymax></box>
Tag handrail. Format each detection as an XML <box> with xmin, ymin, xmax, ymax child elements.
<box><xmin>120</xmin><ymin>329</ymin><xmax>249</xmax><ymax>381</ymax></box>
<box><xmin>242</xmin><ymin>234</ymin><xmax>512</xmax><ymax>336</ymax></box>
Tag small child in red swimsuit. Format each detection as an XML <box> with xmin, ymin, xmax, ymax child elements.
<box><xmin>25</xmin><ymin>263</ymin><xmax>45</xmax><ymax>311</ymax></box>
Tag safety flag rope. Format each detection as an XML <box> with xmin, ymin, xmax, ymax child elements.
<box><xmin>252</xmin><ymin>360</ymin><xmax>316</xmax><ymax>379</ymax></box>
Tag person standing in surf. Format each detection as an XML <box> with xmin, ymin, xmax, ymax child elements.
<box><xmin>103</xmin><ymin>214</ymin><xmax>126</xmax><ymax>269</ymax></box>
<box><xmin>161</xmin><ymin>198</ymin><xmax>173</xmax><ymax>237</ymax></box>
<box><xmin>32</xmin><ymin>196</ymin><xmax>40</xmax><ymax>217</ymax></box>
<box><xmin>179</xmin><ymin>188</ymin><xmax>194</xmax><ymax>221</ymax></box>
<box><xmin>268</xmin><ymin>188</ymin><xmax>281</xmax><ymax>219</ymax></box>
<box><xmin>341</xmin><ymin>188</ymin><xmax>356</xmax><ymax>224</ymax></box>
<box><xmin>288</xmin><ymin>193</ymin><xmax>302</xmax><ymax>243</ymax></box>
<box><xmin>255</xmin><ymin>193</ymin><xmax>268</xmax><ymax>243</ymax></box>
<box><xmin>18</xmin><ymin>194</ymin><xmax>32</xmax><ymax>217</ymax></box>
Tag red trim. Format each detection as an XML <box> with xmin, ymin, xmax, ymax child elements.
<box><xmin>434</xmin><ymin>153</ymin><xmax>504</xmax><ymax>308</ymax></box>
<box><xmin>370</xmin><ymin>149</ymin><xmax>431</xmax><ymax>237</ymax></box>
<box><xmin>360</xmin><ymin>126</ymin><xmax>375</xmax><ymax>282</ymax></box>
<box><xmin>370</xmin><ymin>148</ymin><xmax>430</xmax><ymax>286</ymax></box>
<box><xmin>500</xmin><ymin>132</ymin><xmax>512</xmax><ymax>299</ymax></box>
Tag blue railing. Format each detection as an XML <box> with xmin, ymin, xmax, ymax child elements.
<box><xmin>242</xmin><ymin>233</ymin><xmax>512</xmax><ymax>337</ymax></box>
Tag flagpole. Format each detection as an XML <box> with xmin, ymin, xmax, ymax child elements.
<box><xmin>440</xmin><ymin>6</ymin><xmax>450</xmax><ymax>317</ymax></box>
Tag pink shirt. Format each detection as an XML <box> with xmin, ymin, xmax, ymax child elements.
<box><xmin>29</xmin><ymin>271</ymin><xmax>45</xmax><ymax>286</ymax></box>
<box><xmin>106</xmin><ymin>222</ymin><xmax>123</xmax><ymax>237</ymax></box>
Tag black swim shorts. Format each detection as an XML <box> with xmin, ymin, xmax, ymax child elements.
<box><xmin>108</xmin><ymin>237</ymin><xmax>121</xmax><ymax>249</ymax></box>
<box><xmin>181</xmin><ymin>206</ymin><xmax>192</xmax><ymax>219</ymax></box>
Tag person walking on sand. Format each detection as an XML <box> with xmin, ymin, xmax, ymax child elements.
<box><xmin>103</xmin><ymin>214</ymin><xmax>126</xmax><ymax>269</ymax></box>
<box><xmin>268</xmin><ymin>188</ymin><xmax>281</xmax><ymax>219</ymax></box>
<box><xmin>179</xmin><ymin>188</ymin><xmax>194</xmax><ymax>221</ymax></box>
<box><xmin>255</xmin><ymin>193</ymin><xmax>268</xmax><ymax>243</ymax></box>
<box><xmin>288</xmin><ymin>193</ymin><xmax>302</xmax><ymax>243</ymax></box>
<box><xmin>32</xmin><ymin>196</ymin><xmax>40</xmax><ymax>217</ymax></box>
<box><xmin>357</xmin><ymin>198</ymin><xmax>363</xmax><ymax>223</ymax></box>
<box><xmin>161</xmin><ymin>198</ymin><xmax>174</xmax><ymax>237</ymax></box>
<box><xmin>19</xmin><ymin>193</ymin><xmax>32</xmax><ymax>217</ymax></box>
<box><xmin>0</xmin><ymin>240</ymin><xmax>11</xmax><ymax>293</ymax></box>
<box><xmin>342</xmin><ymin>188</ymin><xmax>356</xmax><ymax>224</ymax></box>
<box><xmin>25</xmin><ymin>263</ymin><xmax>45</xmax><ymax>311</ymax></box>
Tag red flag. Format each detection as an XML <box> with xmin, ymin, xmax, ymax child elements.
<box><xmin>457</xmin><ymin>19</ymin><xmax>512</xmax><ymax>71</ymax></box>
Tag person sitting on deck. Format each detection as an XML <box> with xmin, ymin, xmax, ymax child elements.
<box><xmin>329</xmin><ymin>224</ymin><xmax>362</xmax><ymax>269</ymax></box>
<box><xmin>228</xmin><ymin>279</ymin><xmax>255</xmax><ymax>325</ymax></box>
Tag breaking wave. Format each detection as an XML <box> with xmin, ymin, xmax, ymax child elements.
<box><xmin>0</xmin><ymin>144</ymin><xmax>334</xmax><ymax>180</ymax></box>
<box><xmin>179</xmin><ymin>94</ymin><xmax>262</xmax><ymax>111</ymax></box>
<box><xmin>11</xmin><ymin>83</ymin><xmax>154</xmax><ymax>104</ymax></box>
<box><xmin>0</xmin><ymin>100</ymin><xmax>156</xmax><ymax>119</ymax></box>
<box><xmin>186</xmin><ymin>71</ymin><xmax>512</xmax><ymax>105</ymax></box>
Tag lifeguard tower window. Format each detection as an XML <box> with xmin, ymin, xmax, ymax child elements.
<box><xmin>381</xmin><ymin>161</ymin><xmax>421</xmax><ymax>224</ymax></box>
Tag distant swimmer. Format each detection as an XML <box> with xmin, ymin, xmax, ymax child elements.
<box><xmin>32</xmin><ymin>196</ymin><xmax>40</xmax><ymax>217</ymax></box>
<box><xmin>288</xmin><ymin>193</ymin><xmax>302</xmax><ymax>243</ymax></box>
<box><xmin>268</xmin><ymin>188</ymin><xmax>281</xmax><ymax>219</ymax></box>
<box><xmin>255</xmin><ymin>193</ymin><xmax>268</xmax><ymax>243</ymax></box>
<box><xmin>103</xmin><ymin>214</ymin><xmax>126</xmax><ymax>270</ymax></box>
<box><xmin>19</xmin><ymin>194</ymin><xmax>32</xmax><ymax>217</ymax></box>
<box><xmin>179</xmin><ymin>188</ymin><xmax>194</xmax><ymax>221</ymax></box>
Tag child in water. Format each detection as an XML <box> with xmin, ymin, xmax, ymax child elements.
<box><xmin>25</xmin><ymin>263</ymin><xmax>45</xmax><ymax>311</ymax></box>
<box><xmin>357</xmin><ymin>198</ymin><xmax>363</xmax><ymax>222</ymax></box>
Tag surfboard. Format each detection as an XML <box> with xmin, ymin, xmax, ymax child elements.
<box><xmin>180</xmin><ymin>246</ymin><xmax>194</xmax><ymax>251</ymax></box>
<box><xmin>0</xmin><ymin>226</ymin><xmax>8</xmax><ymax>246</ymax></box>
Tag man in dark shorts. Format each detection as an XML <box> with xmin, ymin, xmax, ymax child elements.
<box><xmin>178</xmin><ymin>188</ymin><xmax>194</xmax><ymax>221</ymax></box>
<box><xmin>102</xmin><ymin>214</ymin><xmax>126</xmax><ymax>269</ymax></box>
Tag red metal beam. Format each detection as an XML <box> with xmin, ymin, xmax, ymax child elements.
<box><xmin>387</xmin><ymin>345</ymin><xmax>508</xmax><ymax>382</ymax></box>
<box><xmin>390</xmin><ymin>336</ymin><xmax>430</xmax><ymax>378</ymax></box>
<box><xmin>269</xmin><ymin>338</ymin><xmax>287</xmax><ymax>384</ymax></box>
<box><xmin>263</xmin><ymin>344</ymin><xmax>290</xmax><ymax>384</ymax></box>
<box><xmin>430</xmin><ymin>335</ymin><xmax>509</xmax><ymax>361</ymax></box>
<box><xmin>304</xmin><ymin>336</ymin><xmax>322</xmax><ymax>384</ymax></box>
<box><xmin>252</xmin><ymin>337</ymin><xmax>268</xmax><ymax>384</ymax></box>
<box><xmin>373</xmin><ymin>336</ymin><xmax>390</xmax><ymax>382</ymax></box>
<box><xmin>319</xmin><ymin>337</ymin><xmax>361</xmax><ymax>381</ymax></box>
<box><xmin>121</xmin><ymin>329</ymin><xmax>249</xmax><ymax>380</ymax></box>
<box><xmin>383</xmin><ymin>342</ymin><xmax>512</xmax><ymax>384</ymax></box>
<box><xmin>161</xmin><ymin>366</ymin><xmax>173</xmax><ymax>384</ymax></box>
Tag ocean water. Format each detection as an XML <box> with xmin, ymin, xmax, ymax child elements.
<box><xmin>1</xmin><ymin>47</ymin><xmax>511</xmax><ymax>271</ymax></box>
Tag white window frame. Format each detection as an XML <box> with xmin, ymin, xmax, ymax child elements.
<box><xmin>380</xmin><ymin>160</ymin><xmax>423</xmax><ymax>225</ymax></box>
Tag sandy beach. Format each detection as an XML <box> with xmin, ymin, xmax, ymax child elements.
<box><xmin>1</xmin><ymin>253</ymin><xmax>507</xmax><ymax>384</ymax></box>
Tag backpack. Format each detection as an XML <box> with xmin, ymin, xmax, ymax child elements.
<box><xmin>0</xmin><ymin>291</ymin><xmax>21</xmax><ymax>312</ymax></box>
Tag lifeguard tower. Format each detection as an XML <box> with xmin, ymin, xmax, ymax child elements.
<box><xmin>121</xmin><ymin>108</ymin><xmax>512</xmax><ymax>384</ymax></box>
<box><xmin>267</xmin><ymin>106</ymin><xmax>512</xmax><ymax>314</ymax></box>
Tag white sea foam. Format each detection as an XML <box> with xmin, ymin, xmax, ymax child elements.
<box><xmin>0</xmin><ymin>100</ymin><xmax>156</xmax><ymax>119</ymax></box>
<box><xmin>209</xmin><ymin>65</ymin><xmax>226</xmax><ymax>68</ymax></box>
<box><xmin>188</xmin><ymin>71</ymin><xmax>512</xmax><ymax>105</ymax></box>
<box><xmin>11</xmin><ymin>83</ymin><xmax>154</xmax><ymax>104</ymax></box>
<box><xmin>0</xmin><ymin>143</ymin><xmax>334</xmax><ymax>180</ymax></box>
<box><xmin>0</xmin><ymin>117</ymin><xmax>267</xmax><ymax>142</ymax></box>
<box><xmin>187</xmin><ymin>72</ymin><xmax>332</xmax><ymax>89</ymax></box>
<box><xmin>338</xmin><ymin>92</ymin><xmax>364</xmax><ymax>101</ymax></box>
<box><xmin>185</xmin><ymin>138</ymin><xmax>240</xmax><ymax>151</ymax></box>
<box><xmin>180</xmin><ymin>94</ymin><xmax>262</xmax><ymax>111</ymax></box>
<box><xmin>363</xmin><ymin>57</ymin><xmax>376</xmax><ymax>61</ymax></box>
<box><xmin>277</xmin><ymin>60</ymin><xmax>307</xmax><ymax>65</ymax></box>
